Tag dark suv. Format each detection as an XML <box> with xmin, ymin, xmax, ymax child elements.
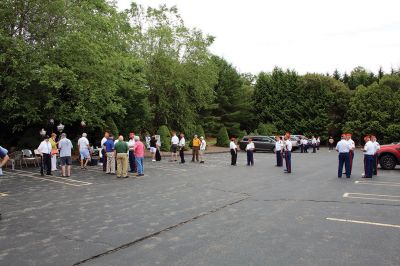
<box><xmin>378</xmin><ymin>142</ymin><xmax>400</xmax><ymax>170</ymax></box>
<box><xmin>239</xmin><ymin>136</ymin><xmax>276</xmax><ymax>152</ymax></box>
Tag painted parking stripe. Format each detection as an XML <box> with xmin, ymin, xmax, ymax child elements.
<box><xmin>6</xmin><ymin>170</ymin><xmax>91</xmax><ymax>187</ymax></box>
<box><xmin>0</xmin><ymin>192</ymin><xmax>8</xmax><ymax>197</ymax></box>
<box><xmin>343</xmin><ymin>192</ymin><xmax>400</xmax><ymax>202</ymax></box>
<box><xmin>327</xmin><ymin>218</ymin><xmax>400</xmax><ymax>229</ymax></box>
<box><xmin>355</xmin><ymin>180</ymin><xmax>400</xmax><ymax>187</ymax></box>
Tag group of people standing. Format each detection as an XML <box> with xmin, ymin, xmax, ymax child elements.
<box><xmin>229</xmin><ymin>133</ymin><xmax>293</xmax><ymax>173</ymax></box>
<box><xmin>169</xmin><ymin>132</ymin><xmax>207</xmax><ymax>164</ymax></box>
<box><xmin>336</xmin><ymin>133</ymin><xmax>380</xmax><ymax>178</ymax></box>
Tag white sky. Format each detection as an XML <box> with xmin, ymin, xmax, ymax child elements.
<box><xmin>117</xmin><ymin>0</ymin><xmax>400</xmax><ymax>75</ymax></box>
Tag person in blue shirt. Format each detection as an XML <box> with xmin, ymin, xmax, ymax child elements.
<box><xmin>0</xmin><ymin>146</ymin><xmax>10</xmax><ymax>176</ymax></box>
<box><xmin>103</xmin><ymin>135</ymin><xmax>116</xmax><ymax>174</ymax></box>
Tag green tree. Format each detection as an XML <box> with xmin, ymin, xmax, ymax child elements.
<box><xmin>157</xmin><ymin>125</ymin><xmax>171</xmax><ymax>151</ymax></box>
<box><xmin>257</xmin><ymin>123</ymin><xmax>278</xmax><ymax>136</ymax></box>
<box><xmin>216</xmin><ymin>126</ymin><xmax>229</xmax><ymax>147</ymax></box>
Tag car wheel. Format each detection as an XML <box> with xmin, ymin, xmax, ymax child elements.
<box><xmin>379</xmin><ymin>154</ymin><xmax>396</xmax><ymax>170</ymax></box>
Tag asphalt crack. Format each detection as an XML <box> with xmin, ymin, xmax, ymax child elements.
<box><xmin>73</xmin><ymin>196</ymin><xmax>249</xmax><ymax>265</ymax></box>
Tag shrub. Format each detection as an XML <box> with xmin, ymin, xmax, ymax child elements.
<box><xmin>216</xmin><ymin>126</ymin><xmax>229</xmax><ymax>147</ymax></box>
<box><xmin>157</xmin><ymin>125</ymin><xmax>171</xmax><ymax>151</ymax></box>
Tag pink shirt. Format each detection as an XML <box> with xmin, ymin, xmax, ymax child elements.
<box><xmin>134</xmin><ymin>140</ymin><xmax>145</xmax><ymax>157</ymax></box>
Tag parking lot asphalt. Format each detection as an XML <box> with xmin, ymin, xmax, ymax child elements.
<box><xmin>0</xmin><ymin>148</ymin><xmax>399</xmax><ymax>266</ymax></box>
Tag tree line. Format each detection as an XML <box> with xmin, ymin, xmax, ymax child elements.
<box><xmin>1</xmin><ymin>0</ymin><xmax>399</xmax><ymax>149</ymax></box>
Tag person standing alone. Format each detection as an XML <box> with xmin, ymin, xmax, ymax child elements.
<box><xmin>328</xmin><ymin>136</ymin><xmax>334</xmax><ymax>151</ymax></box>
<box><xmin>229</xmin><ymin>138</ymin><xmax>238</xmax><ymax>166</ymax></box>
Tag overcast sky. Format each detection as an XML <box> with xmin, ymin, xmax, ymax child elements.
<box><xmin>117</xmin><ymin>0</ymin><xmax>400</xmax><ymax>75</ymax></box>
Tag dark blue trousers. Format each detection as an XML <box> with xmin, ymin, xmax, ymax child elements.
<box><xmin>285</xmin><ymin>151</ymin><xmax>291</xmax><ymax>173</ymax></box>
<box><xmin>247</xmin><ymin>150</ymin><xmax>254</xmax><ymax>166</ymax></box>
<box><xmin>364</xmin><ymin>155</ymin><xmax>374</xmax><ymax>178</ymax></box>
<box><xmin>372</xmin><ymin>154</ymin><xmax>378</xmax><ymax>175</ymax></box>
<box><xmin>276</xmin><ymin>151</ymin><xmax>283</xmax><ymax>166</ymax></box>
<box><xmin>129</xmin><ymin>150</ymin><xmax>136</xmax><ymax>172</ymax></box>
<box><xmin>338</xmin><ymin>152</ymin><xmax>350</xmax><ymax>177</ymax></box>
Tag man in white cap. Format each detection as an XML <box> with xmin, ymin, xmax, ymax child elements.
<box><xmin>78</xmin><ymin>133</ymin><xmax>90</xmax><ymax>169</ymax></box>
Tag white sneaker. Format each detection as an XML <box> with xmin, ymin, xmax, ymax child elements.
<box><xmin>152</xmin><ymin>159</ymin><xmax>156</xmax><ymax>162</ymax></box>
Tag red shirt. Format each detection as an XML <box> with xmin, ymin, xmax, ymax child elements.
<box><xmin>134</xmin><ymin>140</ymin><xmax>145</xmax><ymax>157</ymax></box>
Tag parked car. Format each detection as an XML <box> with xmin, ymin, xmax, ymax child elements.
<box><xmin>239</xmin><ymin>136</ymin><xmax>276</xmax><ymax>152</ymax></box>
<box><xmin>378</xmin><ymin>142</ymin><xmax>400</xmax><ymax>170</ymax></box>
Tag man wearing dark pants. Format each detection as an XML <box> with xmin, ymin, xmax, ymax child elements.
<box><xmin>371</xmin><ymin>135</ymin><xmax>380</xmax><ymax>175</ymax></box>
<box><xmin>101</xmin><ymin>131</ymin><xmax>109</xmax><ymax>171</ymax></box>
<box><xmin>178</xmin><ymin>133</ymin><xmax>186</xmax><ymax>164</ymax></box>
<box><xmin>336</xmin><ymin>134</ymin><xmax>351</xmax><ymax>178</ymax></box>
<box><xmin>284</xmin><ymin>133</ymin><xmax>292</xmax><ymax>173</ymax></box>
<box><xmin>363</xmin><ymin>135</ymin><xmax>375</xmax><ymax>178</ymax></box>
<box><xmin>128</xmin><ymin>132</ymin><xmax>136</xmax><ymax>173</ymax></box>
<box><xmin>229</xmin><ymin>138</ymin><xmax>237</xmax><ymax>166</ymax></box>
<box><xmin>245</xmin><ymin>139</ymin><xmax>255</xmax><ymax>166</ymax></box>
<box><xmin>38</xmin><ymin>136</ymin><xmax>52</xmax><ymax>176</ymax></box>
<box><xmin>191</xmin><ymin>135</ymin><xmax>201</xmax><ymax>162</ymax></box>
<box><xmin>275</xmin><ymin>135</ymin><xmax>283</xmax><ymax>166</ymax></box>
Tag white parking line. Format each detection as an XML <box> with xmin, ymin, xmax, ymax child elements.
<box><xmin>6</xmin><ymin>170</ymin><xmax>91</xmax><ymax>187</ymax></box>
<box><xmin>343</xmin><ymin>192</ymin><xmax>400</xmax><ymax>202</ymax></box>
<box><xmin>355</xmin><ymin>180</ymin><xmax>400</xmax><ymax>187</ymax></box>
<box><xmin>0</xmin><ymin>192</ymin><xmax>8</xmax><ymax>197</ymax></box>
<box><xmin>327</xmin><ymin>218</ymin><xmax>400</xmax><ymax>229</ymax></box>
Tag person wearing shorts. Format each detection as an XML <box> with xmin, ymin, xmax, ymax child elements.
<box><xmin>78</xmin><ymin>133</ymin><xmax>90</xmax><ymax>169</ymax></box>
<box><xmin>58</xmin><ymin>133</ymin><xmax>73</xmax><ymax>177</ymax></box>
<box><xmin>170</xmin><ymin>132</ymin><xmax>179</xmax><ymax>161</ymax></box>
<box><xmin>150</xmin><ymin>136</ymin><xmax>157</xmax><ymax>162</ymax></box>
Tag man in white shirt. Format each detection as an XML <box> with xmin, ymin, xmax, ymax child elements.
<box><xmin>38</xmin><ymin>136</ymin><xmax>52</xmax><ymax>176</ymax></box>
<box><xmin>101</xmin><ymin>131</ymin><xmax>109</xmax><ymax>172</ymax></box>
<box><xmin>78</xmin><ymin>133</ymin><xmax>90</xmax><ymax>169</ymax></box>
<box><xmin>302</xmin><ymin>138</ymin><xmax>309</xmax><ymax>153</ymax></box>
<box><xmin>316</xmin><ymin>137</ymin><xmax>321</xmax><ymax>150</ymax></box>
<box><xmin>229</xmin><ymin>138</ymin><xmax>238</xmax><ymax>166</ymax></box>
<box><xmin>178</xmin><ymin>133</ymin><xmax>186</xmax><ymax>164</ymax></box>
<box><xmin>371</xmin><ymin>135</ymin><xmax>380</xmax><ymax>176</ymax></box>
<box><xmin>284</xmin><ymin>133</ymin><xmax>292</xmax><ymax>173</ymax></box>
<box><xmin>199</xmin><ymin>136</ymin><xmax>207</xmax><ymax>163</ymax></box>
<box><xmin>346</xmin><ymin>133</ymin><xmax>355</xmax><ymax>175</ymax></box>
<box><xmin>311</xmin><ymin>136</ymin><xmax>317</xmax><ymax>153</ymax></box>
<box><xmin>170</xmin><ymin>132</ymin><xmax>179</xmax><ymax>162</ymax></box>
<box><xmin>336</xmin><ymin>134</ymin><xmax>351</xmax><ymax>178</ymax></box>
<box><xmin>58</xmin><ymin>133</ymin><xmax>73</xmax><ymax>177</ymax></box>
<box><xmin>275</xmin><ymin>135</ymin><xmax>283</xmax><ymax>167</ymax></box>
<box><xmin>363</xmin><ymin>135</ymin><xmax>375</xmax><ymax>178</ymax></box>
<box><xmin>128</xmin><ymin>132</ymin><xmax>136</xmax><ymax>173</ymax></box>
<box><xmin>245</xmin><ymin>139</ymin><xmax>255</xmax><ymax>166</ymax></box>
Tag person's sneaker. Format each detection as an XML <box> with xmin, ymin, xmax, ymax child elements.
<box><xmin>152</xmin><ymin>159</ymin><xmax>156</xmax><ymax>162</ymax></box>
<box><xmin>200</xmin><ymin>161</ymin><xmax>204</xmax><ymax>164</ymax></box>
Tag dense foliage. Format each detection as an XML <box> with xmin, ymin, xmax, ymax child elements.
<box><xmin>1</xmin><ymin>1</ymin><xmax>399</xmax><ymax>148</ymax></box>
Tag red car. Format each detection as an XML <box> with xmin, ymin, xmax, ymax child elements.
<box><xmin>378</xmin><ymin>142</ymin><xmax>400</xmax><ymax>170</ymax></box>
